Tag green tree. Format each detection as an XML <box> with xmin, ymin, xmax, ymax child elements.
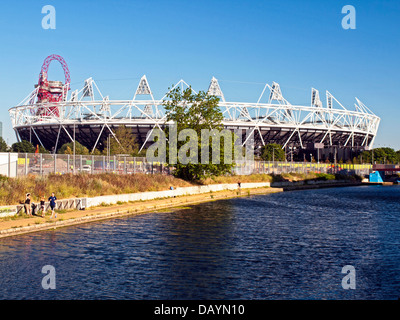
<box><xmin>359</xmin><ymin>150</ymin><xmax>372</xmax><ymax>164</ymax></box>
<box><xmin>11</xmin><ymin>140</ymin><xmax>35</xmax><ymax>153</ymax></box>
<box><xmin>38</xmin><ymin>146</ymin><xmax>49</xmax><ymax>154</ymax></box>
<box><xmin>260</xmin><ymin>143</ymin><xmax>285</xmax><ymax>161</ymax></box>
<box><xmin>379</xmin><ymin>147</ymin><xmax>398</xmax><ymax>164</ymax></box>
<box><xmin>358</xmin><ymin>147</ymin><xmax>399</xmax><ymax>164</ymax></box>
<box><xmin>105</xmin><ymin>126</ymin><xmax>140</xmax><ymax>156</ymax></box>
<box><xmin>0</xmin><ymin>137</ymin><xmax>9</xmax><ymax>152</ymax></box>
<box><xmin>162</xmin><ymin>86</ymin><xmax>235</xmax><ymax>181</ymax></box>
<box><xmin>58</xmin><ymin>141</ymin><xmax>89</xmax><ymax>155</ymax></box>
<box><xmin>91</xmin><ymin>148</ymin><xmax>102</xmax><ymax>156</ymax></box>
<box><xmin>373</xmin><ymin>148</ymin><xmax>386</xmax><ymax>164</ymax></box>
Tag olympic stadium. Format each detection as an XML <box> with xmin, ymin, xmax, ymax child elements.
<box><xmin>8</xmin><ymin>55</ymin><xmax>380</xmax><ymax>162</ymax></box>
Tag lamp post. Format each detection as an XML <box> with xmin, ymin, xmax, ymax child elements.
<box><xmin>73</xmin><ymin>122</ymin><xmax>76</xmax><ymax>174</ymax></box>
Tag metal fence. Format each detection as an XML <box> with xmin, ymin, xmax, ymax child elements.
<box><xmin>234</xmin><ymin>161</ymin><xmax>372</xmax><ymax>177</ymax></box>
<box><xmin>13</xmin><ymin>153</ymin><xmax>168</xmax><ymax>176</ymax></box>
<box><xmin>0</xmin><ymin>152</ymin><xmax>373</xmax><ymax>178</ymax></box>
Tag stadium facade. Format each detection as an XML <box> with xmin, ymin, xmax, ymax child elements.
<box><xmin>9</xmin><ymin>55</ymin><xmax>380</xmax><ymax>162</ymax></box>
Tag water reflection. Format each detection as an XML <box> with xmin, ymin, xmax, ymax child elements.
<box><xmin>153</xmin><ymin>202</ymin><xmax>236</xmax><ymax>299</ymax></box>
<box><xmin>0</xmin><ymin>186</ymin><xmax>399</xmax><ymax>300</ymax></box>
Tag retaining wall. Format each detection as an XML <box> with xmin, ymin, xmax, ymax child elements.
<box><xmin>271</xmin><ymin>179</ymin><xmax>362</xmax><ymax>190</ymax></box>
<box><xmin>1</xmin><ymin>182</ymin><xmax>270</xmax><ymax>218</ymax></box>
<box><xmin>86</xmin><ymin>182</ymin><xmax>270</xmax><ymax>207</ymax></box>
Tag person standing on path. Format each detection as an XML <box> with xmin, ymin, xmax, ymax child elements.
<box><xmin>24</xmin><ymin>193</ymin><xmax>32</xmax><ymax>216</ymax></box>
<box><xmin>48</xmin><ymin>193</ymin><xmax>57</xmax><ymax>219</ymax></box>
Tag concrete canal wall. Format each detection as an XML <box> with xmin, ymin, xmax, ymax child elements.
<box><xmin>1</xmin><ymin>180</ymin><xmax>366</xmax><ymax>218</ymax></box>
<box><xmin>86</xmin><ymin>182</ymin><xmax>271</xmax><ymax>207</ymax></box>
<box><xmin>1</xmin><ymin>182</ymin><xmax>271</xmax><ymax>218</ymax></box>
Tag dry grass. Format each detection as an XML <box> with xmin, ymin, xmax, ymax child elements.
<box><xmin>0</xmin><ymin>172</ymin><xmax>340</xmax><ymax>206</ymax></box>
<box><xmin>200</xmin><ymin>174</ymin><xmax>273</xmax><ymax>185</ymax></box>
<box><xmin>0</xmin><ymin>173</ymin><xmax>193</xmax><ymax>205</ymax></box>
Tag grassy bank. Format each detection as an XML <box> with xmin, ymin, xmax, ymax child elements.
<box><xmin>272</xmin><ymin>172</ymin><xmax>362</xmax><ymax>182</ymax></box>
<box><xmin>0</xmin><ymin>173</ymin><xmax>193</xmax><ymax>205</ymax></box>
<box><xmin>200</xmin><ymin>173</ymin><xmax>272</xmax><ymax>185</ymax></box>
<box><xmin>0</xmin><ymin>173</ymin><xmax>273</xmax><ymax>206</ymax></box>
<box><xmin>0</xmin><ymin>172</ymin><xmax>361</xmax><ymax>206</ymax></box>
<box><xmin>201</xmin><ymin>172</ymin><xmax>361</xmax><ymax>185</ymax></box>
<box><xmin>203</xmin><ymin>172</ymin><xmax>361</xmax><ymax>183</ymax></box>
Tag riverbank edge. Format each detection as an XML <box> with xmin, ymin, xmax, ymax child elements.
<box><xmin>272</xmin><ymin>180</ymin><xmax>363</xmax><ymax>191</ymax></box>
<box><xmin>0</xmin><ymin>186</ymin><xmax>281</xmax><ymax>239</ymax></box>
<box><xmin>0</xmin><ymin>180</ymin><xmax>365</xmax><ymax>239</ymax></box>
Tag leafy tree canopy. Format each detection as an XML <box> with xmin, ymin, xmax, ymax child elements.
<box><xmin>260</xmin><ymin>143</ymin><xmax>286</xmax><ymax>161</ymax></box>
<box><xmin>105</xmin><ymin>126</ymin><xmax>140</xmax><ymax>156</ymax></box>
<box><xmin>0</xmin><ymin>137</ymin><xmax>9</xmax><ymax>152</ymax></box>
<box><xmin>359</xmin><ymin>147</ymin><xmax>399</xmax><ymax>164</ymax></box>
<box><xmin>11</xmin><ymin>140</ymin><xmax>35</xmax><ymax>153</ymax></box>
<box><xmin>58</xmin><ymin>141</ymin><xmax>89</xmax><ymax>155</ymax></box>
<box><xmin>163</xmin><ymin>86</ymin><xmax>235</xmax><ymax>181</ymax></box>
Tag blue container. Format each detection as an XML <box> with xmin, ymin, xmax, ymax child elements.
<box><xmin>369</xmin><ymin>171</ymin><xmax>384</xmax><ymax>183</ymax></box>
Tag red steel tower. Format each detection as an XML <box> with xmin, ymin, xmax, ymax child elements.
<box><xmin>35</xmin><ymin>54</ymin><xmax>71</xmax><ymax>117</ymax></box>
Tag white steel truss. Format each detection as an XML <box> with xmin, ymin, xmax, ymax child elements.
<box><xmin>207</xmin><ymin>77</ymin><xmax>225</xmax><ymax>102</ymax></box>
<box><xmin>9</xmin><ymin>76</ymin><xmax>380</xmax><ymax>154</ymax></box>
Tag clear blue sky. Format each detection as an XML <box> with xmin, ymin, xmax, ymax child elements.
<box><xmin>0</xmin><ymin>0</ymin><xmax>399</xmax><ymax>149</ymax></box>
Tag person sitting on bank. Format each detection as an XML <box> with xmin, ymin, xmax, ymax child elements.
<box><xmin>39</xmin><ymin>196</ymin><xmax>46</xmax><ymax>218</ymax></box>
<box><xmin>24</xmin><ymin>193</ymin><xmax>32</xmax><ymax>216</ymax></box>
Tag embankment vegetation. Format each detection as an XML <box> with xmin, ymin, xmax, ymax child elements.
<box><xmin>0</xmin><ymin>172</ymin><xmax>361</xmax><ymax>206</ymax></box>
<box><xmin>0</xmin><ymin>173</ymin><xmax>192</xmax><ymax>205</ymax></box>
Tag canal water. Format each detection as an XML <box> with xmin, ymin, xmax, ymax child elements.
<box><xmin>0</xmin><ymin>185</ymin><xmax>399</xmax><ymax>300</ymax></box>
